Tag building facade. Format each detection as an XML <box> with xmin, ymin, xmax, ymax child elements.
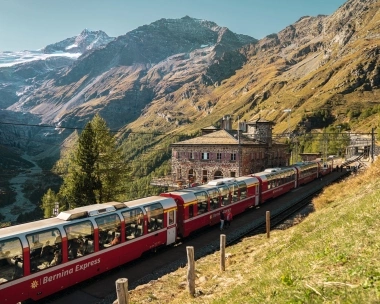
<box><xmin>171</xmin><ymin>117</ymin><xmax>289</xmax><ymax>185</ymax></box>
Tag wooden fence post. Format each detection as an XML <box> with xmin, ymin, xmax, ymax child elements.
<box><xmin>114</xmin><ymin>278</ymin><xmax>129</xmax><ymax>304</ymax></box>
<box><xmin>266</xmin><ymin>211</ymin><xmax>270</xmax><ymax>238</ymax></box>
<box><xmin>220</xmin><ymin>234</ymin><xmax>226</xmax><ymax>271</ymax></box>
<box><xmin>186</xmin><ymin>246</ymin><xmax>195</xmax><ymax>297</ymax></box>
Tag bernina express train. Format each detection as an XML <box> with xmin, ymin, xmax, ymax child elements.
<box><xmin>0</xmin><ymin>161</ymin><xmax>331</xmax><ymax>303</ymax></box>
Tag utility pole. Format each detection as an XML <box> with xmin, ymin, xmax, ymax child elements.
<box><xmin>372</xmin><ymin>128</ymin><xmax>375</xmax><ymax>163</ymax></box>
<box><xmin>238</xmin><ymin>116</ymin><xmax>241</xmax><ymax>176</ymax></box>
<box><xmin>283</xmin><ymin>109</ymin><xmax>292</xmax><ymax>137</ymax></box>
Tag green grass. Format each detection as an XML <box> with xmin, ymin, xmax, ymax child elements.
<box><xmin>127</xmin><ymin>158</ymin><xmax>380</xmax><ymax>303</ymax></box>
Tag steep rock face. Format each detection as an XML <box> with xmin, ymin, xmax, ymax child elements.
<box><xmin>0</xmin><ymin>56</ymin><xmax>74</xmax><ymax>109</ymax></box>
<box><xmin>58</xmin><ymin>17</ymin><xmax>256</xmax><ymax>84</ymax></box>
<box><xmin>7</xmin><ymin>16</ymin><xmax>257</xmax><ymax>133</ymax></box>
<box><xmin>42</xmin><ymin>29</ymin><xmax>114</xmax><ymax>54</ymax></box>
<box><xmin>203</xmin><ymin>0</ymin><xmax>380</xmax><ymax>135</ymax></box>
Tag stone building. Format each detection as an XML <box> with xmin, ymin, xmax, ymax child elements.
<box><xmin>171</xmin><ymin>116</ymin><xmax>289</xmax><ymax>185</ymax></box>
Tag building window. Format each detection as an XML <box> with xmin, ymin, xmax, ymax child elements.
<box><xmin>230</xmin><ymin>171</ymin><xmax>236</xmax><ymax>177</ymax></box>
<box><xmin>230</xmin><ymin>153</ymin><xmax>236</xmax><ymax>161</ymax></box>
<box><xmin>216</xmin><ymin>152</ymin><xmax>222</xmax><ymax>160</ymax></box>
<box><xmin>202</xmin><ymin>170</ymin><xmax>208</xmax><ymax>183</ymax></box>
<box><xmin>189</xmin><ymin>152</ymin><xmax>194</xmax><ymax>159</ymax></box>
<box><xmin>188</xmin><ymin>169</ymin><xmax>195</xmax><ymax>183</ymax></box>
<box><xmin>202</xmin><ymin>152</ymin><xmax>210</xmax><ymax>160</ymax></box>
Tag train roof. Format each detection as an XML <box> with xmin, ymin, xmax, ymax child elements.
<box><xmin>293</xmin><ymin>161</ymin><xmax>319</xmax><ymax>168</ymax></box>
<box><xmin>123</xmin><ymin>196</ymin><xmax>176</xmax><ymax>209</ymax></box>
<box><xmin>0</xmin><ymin>197</ymin><xmax>177</xmax><ymax>239</ymax></box>
<box><xmin>0</xmin><ymin>217</ymin><xmax>65</xmax><ymax>239</ymax></box>
<box><xmin>57</xmin><ymin>202</ymin><xmax>127</xmax><ymax>221</ymax></box>
<box><xmin>163</xmin><ymin>191</ymin><xmax>197</xmax><ymax>204</ymax></box>
<box><xmin>253</xmin><ymin>166</ymin><xmax>295</xmax><ymax>176</ymax></box>
<box><xmin>207</xmin><ymin>176</ymin><xmax>259</xmax><ymax>186</ymax></box>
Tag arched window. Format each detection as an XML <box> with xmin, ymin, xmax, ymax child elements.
<box><xmin>214</xmin><ymin>171</ymin><xmax>223</xmax><ymax>179</ymax></box>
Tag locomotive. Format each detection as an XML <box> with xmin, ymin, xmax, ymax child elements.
<box><xmin>0</xmin><ymin>161</ymin><xmax>331</xmax><ymax>303</ymax></box>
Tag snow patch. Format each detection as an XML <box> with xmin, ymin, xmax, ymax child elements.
<box><xmin>0</xmin><ymin>50</ymin><xmax>81</xmax><ymax>67</ymax></box>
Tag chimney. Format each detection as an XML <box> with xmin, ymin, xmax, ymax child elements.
<box><xmin>221</xmin><ymin>115</ymin><xmax>232</xmax><ymax>130</ymax></box>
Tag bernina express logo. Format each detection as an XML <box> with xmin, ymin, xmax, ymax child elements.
<box><xmin>30</xmin><ymin>258</ymin><xmax>101</xmax><ymax>289</ymax></box>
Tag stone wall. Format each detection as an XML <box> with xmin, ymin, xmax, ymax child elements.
<box><xmin>171</xmin><ymin>144</ymin><xmax>288</xmax><ymax>184</ymax></box>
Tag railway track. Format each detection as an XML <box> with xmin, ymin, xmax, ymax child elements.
<box><xmin>42</xmin><ymin>170</ymin><xmax>349</xmax><ymax>304</ymax></box>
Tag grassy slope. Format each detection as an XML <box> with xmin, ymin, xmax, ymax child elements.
<box><xmin>127</xmin><ymin>159</ymin><xmax>380</xmax><ymax>303</ymax></box>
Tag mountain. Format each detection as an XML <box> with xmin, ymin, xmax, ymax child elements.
<box><xmin>42</xmin><ymin>29</ymin><xmax>115</xmax><ymax>54</ymax></box>
<box><xmin>1</xmin><ymin>16</ymin><xmax>257</xmax><ymax>150</ymax></box>
<box><xmin>0</xmin><ymin>0</ymin><xmax>379</xmax><ymax>222</ymax></box>
<box><xmin>0</xmin><ymin>29</ymin><xmax>114</xmax><ymax>109</ymax></box>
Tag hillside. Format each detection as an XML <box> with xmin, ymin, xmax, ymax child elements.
<box><xmin>124</xmin><ymin>159</ymin><xmax>380</xmax><ymax>303</ymax></box>
<box><xmin>125</xmin><ymin>0</ymin><xmax>380</xmax><ymax>136</ymax></box>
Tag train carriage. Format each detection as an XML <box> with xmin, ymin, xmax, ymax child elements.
<box><xmin>160</xmin><ymin>176</ymin><xmax>259</xmax><ymax>238</ymax></box>
<box><xmin>0</xmin><ymin>196</ymin><xmax>177</xmax><ymax>303</ymax></box>
<box><xmin>294</xmin><ymin>162</ymin><xmax>319</xmax><ymax>185</ymax></box>
<box><xmin>315</xmin><ymin>160</ymin><xmax>333</xmax><ymax>176</ymax></box>
<box><xmin>252</xmin><ymin>167</ymin><xmax>297</xmax><ymax>203</ymax></box>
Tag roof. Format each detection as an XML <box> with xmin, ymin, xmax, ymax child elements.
<box><xmin>246</xmin><ymin>117</ymin><xmax>274</xmax><ymax>125</ymax></box>
<box><xmin>171</xmin><ymin>129</ymin><xmax>268</xmax><ymax>146</ymax></box>
<box><xmin>201</xmin><ymin>125</ymin><xmax>219</xmax><ymax>130</ymax></box>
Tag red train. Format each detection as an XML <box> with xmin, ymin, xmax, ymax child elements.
<box><xmin>0</xmin><ymin>161</ymin><xmax>332</xmax><ymax>303</ymax></box>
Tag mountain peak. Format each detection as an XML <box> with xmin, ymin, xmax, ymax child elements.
<box><xmin>43</xmin><ymin>29</ymin><xmax>114</xmax><ymax>54</ymax></box>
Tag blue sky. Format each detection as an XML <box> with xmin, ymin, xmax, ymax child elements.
<box><xmin>0</xmin><ymin>0</ymin><xmax>347</xmax><ymax>51</ymax></box>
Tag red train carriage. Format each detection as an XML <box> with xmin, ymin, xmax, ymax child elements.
<box><xmin>316</xmin><ymin>160</ymin><xmax>333</xmax><ymax>176</ymax></box>
<box><xmin>252</xmin><ymin>167</ymin><xmax>297</xmax><ymax>203</ymax></box>
<box><xmin>0</xmin><ymin>196</ymin><xmax>177</xmax><ymax>303</ymax></box>
<box><xmin>160</xmin><ymin>176</ymin><xmax>259</xmax><ymax>238</ymax></box>
<box><xmin>294</xmin><ymin>162</ymin><xmax>319</xmax><ymax>186</ymax></box>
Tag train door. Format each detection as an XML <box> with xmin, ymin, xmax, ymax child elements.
<box><xmin>255</xmin><ymin>184</ymin><xmax>260</xmax><ymax>206</ymax></box>
<box><xmin>166</xmin><ymin>209</ymin><xmax>176</xmax><ymax>245</ymax></box>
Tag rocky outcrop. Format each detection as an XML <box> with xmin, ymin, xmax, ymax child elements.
<box><xmin>42</xmin><ymin>29</ymin><xmax>114</xmax><ymax>54</ymax></box>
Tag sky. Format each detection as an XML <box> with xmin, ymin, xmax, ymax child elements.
<box><xmin>0</xmin><ymin>0</ymin><xmax>347</xmax><ymax>52</ymax></box>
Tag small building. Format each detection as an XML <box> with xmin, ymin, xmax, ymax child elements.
<box><xmin>299</xmin><ymin>153</ymin><xmax>322</xmax><ymax>162</ymax></box>
<box><xmin>170</xmin><ymin>116</ymin><xmax>289</xmax><ymax>185</ymax></box>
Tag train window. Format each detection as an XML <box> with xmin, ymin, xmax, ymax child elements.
<box><xmin>237</xmin><ymin>181</ymin><xmax>247</xmax><ymax>199</ymax></box>
<box><xmin>144</xmin><ymin>203</ymin><xmax>164</xmax><ymax>232</ymax></box>
<box><xmin>228</xmin><ymin>182</ymin><xmax>239</xmax><ymax>202</ymax></box>
<box><xmin>27</xmin><ymin>228</ymin><xmax>62</xmax><ymax>273</ymax></box>
<box><xmin>208</xmin><ymin>188</ymin><xmax>219</xmax><ymax>210</ymax></box>
<box><xmin>218</xmin><ymin>184</ymin><xmax>230</xmax><ymax>206</ymax></box>
<box><xmin>0</xmin><ymin>238</ymin><xmax>23</xmax><ymax>283</ymax></box>
<box><xmin>96</xmin><ymin>214</ymin><xmax>121</xmax><ymax>250</ymax></box>
<box><xmin>122</xmin><ymin>208</ymin><xmax>144</xmax><ymax>240</ymax></box>
<box><xmin>168</xmin><ymin>210</ymin><xmax>175</xmax><ymax>225</ymax></box>
<box><xmin>195</xmin><ymin>191</ymin><xmax>208</xmax><ymax>214</ymax></box>
<box><xmin>65</xmin><ymin>221</ymin><xmax>94</xmax><ymax>259</ymax></box>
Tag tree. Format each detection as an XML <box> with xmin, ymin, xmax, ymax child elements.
<box><xmin>90</xmin><ymin>114</ymin><xmax>129</xmax><ymax>203</ymax></box>
<box><xmin>57</xmin><ymin>114</ymin><xmax>130</xmax><ymax>209</ymax></box>
<box><xmin>41</xmin><ymin>188</ymin><xmax>58</xmax><ymax>218</ymax></box>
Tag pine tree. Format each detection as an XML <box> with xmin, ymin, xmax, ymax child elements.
<box><xmin>41</xmin><ymin>188</ymin><xmax>58</xmax><ymax>218</ymax></box>
<box><xmin>55</xmin><ymin>114</ymin><xmax>130</xmax><ymax>209</ymax></box>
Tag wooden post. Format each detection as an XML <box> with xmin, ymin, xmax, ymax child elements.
<box><xmin>114</xmin><ymin>278</ymin><xmax>129</xmax><ymax>304</ymax></box>
<box><xmin>220</xmin><ymin>234</ymin><xmax>226</xmax><ymax>271</ymax></box>
<box><xmin>266</xmin><ymin>211</ymin><xmax>270</xmax><ymax>238</ymax></box>
<box><xmin>186</xmin><ymin>246</ymin><xmax>195</xmax><ymax>297</ymax></box>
